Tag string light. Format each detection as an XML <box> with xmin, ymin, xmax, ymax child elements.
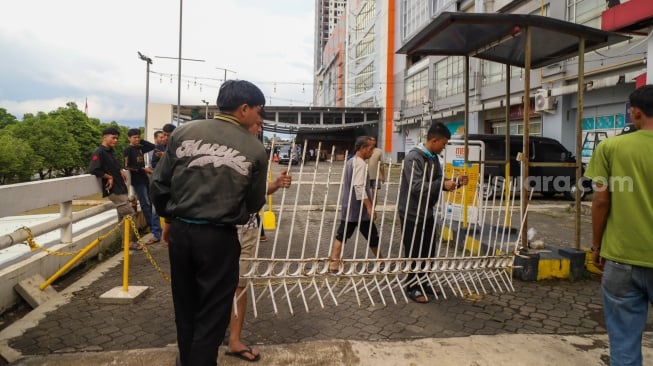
<box><xmin>148</xmin><ymin>48</ymin><xmax>646</xmax><ymax>93</ymax></box>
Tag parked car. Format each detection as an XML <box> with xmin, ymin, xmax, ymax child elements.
<box><xmin>450</xmin><ymin>134</ymin><xmax>592</xmax><ymax>200</ymax></box>
<box><xmin>277</xmin><ymin>145</ymin><xmax>301</xmax><ymax>165</ymax></box>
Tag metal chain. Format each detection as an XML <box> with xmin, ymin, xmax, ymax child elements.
<box><xmin>19</xmin><ymin>217</ymin><xmax>127</xmax><ymax>256</ymax></box>
<box><xmin>128</xmin><ymin>216</ymin><xmax>171</xmax><ymax>282</ymax></box>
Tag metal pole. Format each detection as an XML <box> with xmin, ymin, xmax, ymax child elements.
<box><xmin>138</xmin><ymin>52</ymin><xmax>153</xmax><ymax>135</ymax></box>
<box><xmin>145</xmin><ymin>60</ymin><xmax>150</xmax><ymax>130</ymax></box>
<box><xmin>575</xmin><ymin>37</ymin><xmax>585</xmax><ymax>250</ymax></box>
<box><xmin>155</xmin><ymin>53</ymin><xmax>205</xmax><ymax>125</ymax></box>
<box><xmin>176</xmin><ymin>0</ymin><xmax>183</xmax><ymax>126</ymax></box>
<box><xmin>505</xmin><ymin>64</ymin><xmax>511</xmax><ymax>225</ymax></box>
<box><xmin>216</xmin><ymin>67</ymin><xmax>237</xmax><ymax>85</ymax></box>
<box><xmin>202</xmin><ymin>100</ymin><xmax>209</xmax><ymax>119</ymax></box>
<box><xmin>521</xmin><ymin>27</ymin><xmax>531</xmax><ymax>250</ymax></box>
<box><xmin>463</xmin><ymin>55</ymin><xmax>470</xmax><ymax>228</ymax></box>
<box><xmin>39</xmin><ymin>237</ymin><xmax>102</xmax><ymax>290</ymax></box>
<box><xmin>123</xmin><ymin>217</ymin><xmax>130</xmax><ymax>292</ymax></box>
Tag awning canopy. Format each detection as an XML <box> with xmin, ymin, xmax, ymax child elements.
<box><xmin>396</xmin><ymin>12</ymin><xmax>630</xmax><ymax>68</ymax></box>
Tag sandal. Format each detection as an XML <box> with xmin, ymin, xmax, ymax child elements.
<box><xmin>145</xmin><ymin>237</ymin><xmax>160</xmax><ymax>245</ymax></box>
<box><xmin>225</xmin><ymin>346</ymin><xmax>260</xmax><ymax>362</ymax></box>
<box><xmin>407</xmin><ymin>288</ymin><xmax>429</xmax><ymax>304</ymax></box>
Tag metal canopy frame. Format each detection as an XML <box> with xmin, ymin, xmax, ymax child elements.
<box><xmin>397</xmin><ymin>12</ymin><xmax>630</xmax><ymax>249</ymax></box>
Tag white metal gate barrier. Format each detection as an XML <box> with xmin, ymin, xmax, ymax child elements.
<box><xmin>240</xmin><ymin>142</ymin><xmax>528</xmax><ymax>317</ymax></box>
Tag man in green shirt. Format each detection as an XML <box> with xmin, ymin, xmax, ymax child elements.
<box><xmin>585</xmin><ymin>85</ymin><xmax>653</xmax><ymax>366</ymax></box>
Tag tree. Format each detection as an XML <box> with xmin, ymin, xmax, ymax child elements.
<box><xmin>0</xmin><ymin>108</ymin><xmax>18</xmax><ymax>129</ymax></box>
<box><xmin>0</xmin><ymin>102</ymin><xmax>134</xmax><ymax>183</ymax></box>
<box><xmin>0</xmin><ymin>132</ymin><xmax>41</xmax><ymax>184</ymax></box>
<box><xmin>8</xmin><ymin>114</ymin><xmax>79</xmax><ymax>179</ymax></box>
<box><xmin>48</xmin><ymin>102</ymin><xmax>103</xmax><ymax>175</ymax></box>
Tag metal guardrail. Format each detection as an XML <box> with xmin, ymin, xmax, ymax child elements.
<box><xmin>0</xmin><ymin>175</ymin><xmax>105</xmax><ymax>251</ymax></box>
<box><xmin>0</xmin><ymin>202</ymin><xmax>114</xmax><ymax>250</ymax></box>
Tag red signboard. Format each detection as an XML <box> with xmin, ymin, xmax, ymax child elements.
<box><xmin>601</xmin><ymin>0</ymin><xmax>653</xmax><ymax>32</ymax></box>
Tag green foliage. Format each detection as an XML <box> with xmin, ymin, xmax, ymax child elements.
<box><xmin>0</xmin><ymin>103</ymin><xmax>133</xmax><ymax>183</ymax></box>
<box><xmin>0</xmin><ymin>108</ymin><xmax>18</xmax><ymax>129</ymax></box>
<box><xmin>0</xmin><ymin>132</ymin><xmax>42</xmax><ymax>184</ymax></box>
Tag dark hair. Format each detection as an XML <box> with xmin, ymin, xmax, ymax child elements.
<box><xmin>127</xmin><ymin>128</ymin><xmax>141</xmax><ymax>137</ymax></box>
<box><xmin>354</xmin><ymin>136</ymin><xmax>372</xmax><ymax>152</ymax></box>
<box><xmin>162</xmin><ymin>124</ymin><xmax>176</xmax><ymax>133</ymax></box>
<box><xmin>427</xmin><ymin>122</ymin><xmax>452</xmax><ymax>140</ymax></box>
<box><xmin>154</xmin><ymin>131</ymin><xmax>163</xmax><ymax>138</ymax></box>
<box><xmin>102</xmin><ymin>127</ymin><xmax>120</xmax><ymax>136</ymax></box>
<box><xmin>217</xmin><ymin>80</ymin><xmax>266</xmax><ymax>112</ymax></box>
<box><xmin>629</xmin><ymin>85</ymin><xmax>653</xmax><ymax>117</ymax></box>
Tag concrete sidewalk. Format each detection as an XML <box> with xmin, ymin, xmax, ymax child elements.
<box><xmin>2</xmin><ymin>237</ymin><xmax>653</xmax><ymax>366</ymax></box>
<box><xmin>10</xmin><ymin>332</ymin><xmax>653</xmax><ymax>365</ymax></box>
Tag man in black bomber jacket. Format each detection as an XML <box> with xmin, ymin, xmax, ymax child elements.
<box><xmin>150</xmin><ymin>80</ymin><xmax>267</xmax><ymax>366</ymax></box>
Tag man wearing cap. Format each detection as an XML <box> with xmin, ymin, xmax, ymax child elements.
<box><xmin>123</xmin><ymin>128</ymin><xmax>160</xmax><ymax>246</ymax></box>
<box><xmin>89</xmin><ymin>128</ymin><xmax>134</xmax><ymax>220</ymax></box>
<box><xmin>151</xmin><ymin>80</ymin><xmax>268</xmax><ymax>366</ymax></box>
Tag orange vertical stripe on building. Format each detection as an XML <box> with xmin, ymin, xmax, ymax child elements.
<box><xmin>385</xmin><ymin>0</ymin><xmax>395</xmax><ymax>152</ymax></box>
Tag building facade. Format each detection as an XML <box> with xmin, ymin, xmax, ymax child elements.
<box><xmin>314</xmin><ymin>0</ymin><xmax>348</xmax><ymax>106</ymax></box>
<box><xmin>313</xmin><ymin>0</ymin><xmax>647</xmax><ymax>162</ymax></box>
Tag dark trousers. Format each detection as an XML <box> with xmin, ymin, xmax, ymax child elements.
<box><xmin>401</xmin><ymin>216</ymin><xmax>436</xmax><ymax>292</ymax></box>
<box><xmin>168</xmin><ymin>220</ymin><xmax>240</xmax><ymax>366</ymax></box>
<box><xmin>335</xmin><ymin>220</ymin><xmax>380</xmax><ymax>248</ymax></box>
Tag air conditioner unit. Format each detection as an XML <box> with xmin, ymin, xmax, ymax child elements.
<box><xmin>392</xmin><ymin>122</ymin><xmax>401</xmax><ymax>133</ymax></box>
<box><xmin>393</xmin><ymin>111</ymin><xmax>402</xmax><ymax>121</ymax></box>
<box><xmin>534</xmin><ymin>89</ymin><xmax>555</xmax><ymax>113</ymax></box>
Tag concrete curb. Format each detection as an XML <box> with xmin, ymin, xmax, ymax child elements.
<box><xmin>10</xmin><ymin>333</ymin><xmax>653</xmax><ymax>365</ymax></box>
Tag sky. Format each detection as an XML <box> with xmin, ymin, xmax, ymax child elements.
<box><xmin>0</xmin><ymin>0</ymin><xmax>315</xmax><ymax>127</ymax></box>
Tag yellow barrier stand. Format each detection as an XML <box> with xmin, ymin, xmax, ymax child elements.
<box><xmin>38</xmin><ymin>219</ymin><xmax>124</xmax><ymax>291</ymax></box>
<box><xmin>123</xmin><ymin>217</ymin><xmax>130</xmax><ymax>292</ymax></box>
<box><xmin>39</xmin><ymin>237</ymin><xmax>103</xmax><ymax>291</ymax></box>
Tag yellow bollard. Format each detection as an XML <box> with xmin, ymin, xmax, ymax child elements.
<box><xmin>123</xmin><ymin>217</ymin><xmax>130</xmax><ymax>292</ymax></box>
<box><xmin>39</xmin><ymin>237</ymin><xmax>102</xmax><ymax>290</ymax></box>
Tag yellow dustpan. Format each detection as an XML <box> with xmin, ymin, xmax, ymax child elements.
<box><xmin>262</xmin><ymin>163</ymin><xmax>276</xmax><ymax>230</ymax></box>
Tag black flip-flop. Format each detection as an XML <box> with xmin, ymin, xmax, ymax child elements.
<box><xmin>225</xmin><ymin>346</ymin><xmax>261</xmax><ymax>362</ymax></box>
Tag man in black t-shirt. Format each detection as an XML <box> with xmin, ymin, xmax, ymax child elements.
<box><xmin>151</xmin><ymin>123</ymin><xmax>176</xmax><ymax>169</ymax></box>
<box><xmin>89</xmin><ymin>128</ymin><xmax>134</xmax><ymax>220</ymax></box>
<box><xmin>124</xmin><ymin>128</ymin><xmax>160</xmax><ymax>243</ymax></box>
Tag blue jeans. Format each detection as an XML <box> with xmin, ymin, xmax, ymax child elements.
<box><xmin>133</xmin><ymin>183</ymin><xmax>161</xmax><ymax>240</ymax></box>
<box><xmin>602</xmin><ymin>260</ymin><xmax>653</xmax><ymax>366</ymax></box>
